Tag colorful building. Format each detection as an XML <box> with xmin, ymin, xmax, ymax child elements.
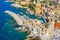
<box><xmin>35</xmin><ymin>3</ymin><xmax>42</xmax><ymax>15</ymax></box>
<box><xmin>54</xmin><ymin>21</ymin><xmax>60</xmax><ymax>29</ymax></box>
<box><xmin>21</xmin><ymin>0</ymin><xmax>30</xmax><ymax>5</ymax></box>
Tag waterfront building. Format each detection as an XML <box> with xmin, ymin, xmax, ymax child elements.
<box><xmin>20</xmin><ymin>0</ymin><xmax>30</xmax><ymax>6</ymax></box>
<box><xmin>13</xmin><ymin>0</ymin><xmax>30</xmax><ymax>6</ymax></box>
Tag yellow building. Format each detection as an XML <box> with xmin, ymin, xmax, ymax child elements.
<box><xmin>35</xmin><ymin>3</ymin><xmax>42</xmax><ymax>15</ymax></box>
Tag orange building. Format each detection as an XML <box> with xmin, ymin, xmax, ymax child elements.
<box><xmin>54</xmin><ymin>22</ymin><xmax>60</xmax><ymax>29</ymax></box>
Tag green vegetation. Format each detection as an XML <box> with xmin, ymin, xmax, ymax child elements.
<box><xmin>21</xmin><ymin>4</ymin><xmax>28</xmax><ymax>7</ymax></box>
<box><xmin>49</xmin><ymin>1</ymin><xmax>53</xmax><ymax>6</ymax></box>
<box><xmin>43</xmin><ymin>0</ymin><xmax>47</xmax><ymax>3</ymax></box>
<box><xmin>28</xmin><ymin>4</ymin><xmax>35</xmax><ymax>11</ymax></box>
<box><xmin>30</xmin><ymin>0</ymin><xmax>34</xmax><ymax>2</ymax></box>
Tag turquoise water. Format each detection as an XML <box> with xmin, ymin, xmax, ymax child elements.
<box><xmin>0</xmin><ymin>0</ymin><xmax>27</xmax><ymax>40</ymax></box>
<box><xmin>0</xmin><ymin>0</ymin><xmax>46</xmax><ymax>40</ymax></box>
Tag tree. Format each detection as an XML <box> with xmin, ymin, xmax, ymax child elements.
<box><xmin>43</xmin><ymin>0</ymin><xmax>47</xmax><ymax>3</ymax></box>
<box><xmin>28</xmin><ymin>4</ymin><xmax>35</xmax><ymax>11</ymax></box>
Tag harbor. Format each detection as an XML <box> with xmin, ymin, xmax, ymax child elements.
<box><xmin>5</xmin><ymin>10</ymin><xmax>60</xmax><ymax>40</ymax></box>
<box><xmin>1</xmin><ymin>0</ymin><xmax>60</xmax><ymax>40</ymax></box>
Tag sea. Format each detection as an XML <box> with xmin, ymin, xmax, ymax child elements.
<box><xmin>0</xmin><ymin>0</ymin><xmax>46</xmax><ymax>40</ymax></box>
<box><xmin>0</xmin><ymin>0</ymin><xmax>27</xmax><ymax>40</ymax></box>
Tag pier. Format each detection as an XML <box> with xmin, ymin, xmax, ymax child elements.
<box><xmin>5</xmin><ymin>10</ymin><xmax>23</xmax><ymax>26</ymax></box>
